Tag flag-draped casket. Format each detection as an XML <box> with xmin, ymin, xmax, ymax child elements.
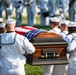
<box><xmin>16</xmin><ymin>26</ymin><xmax>68</xmax><ymax>65</ymax></box>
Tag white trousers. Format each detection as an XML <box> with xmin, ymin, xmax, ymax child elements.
<box><xmin>52</xmin><ymin>65</ymin><xmax>68</xmax><ymax>75</ymax></box>
<box><xmin>43</xmin><ymin>65</ymin><xmax>68</xmax><ymax>75</ymax></box>
<box><xmin>0</xmin><ymin>66</ymin><xmax>25</xmax><ymax>75</ymax></box>
<box><xmin>43</xmin><ymin>65</ymin><xmax>54</xmax><ymax>75</ymax></box>
<box><xmin>66</xmin><ymin>67</ymin><xmax>76</xmax><ymax>75</ymax></box>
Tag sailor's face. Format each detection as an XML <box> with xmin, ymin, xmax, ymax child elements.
<box><xmin>60</xmin><ymin>24</ymin><xmax>66</xmax><ymax>31</ymax></box>
<box><xmin>50</xmin><ymin>22</ymin><xmax>56</xmax><ymax>28</ymax></box>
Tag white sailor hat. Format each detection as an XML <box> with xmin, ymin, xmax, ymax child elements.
<box><xmin>68</xmin><ymin>21</ymin><xmax>76</xmax><ymax>27</ymax></box>
<box><xmin>0</xmin><ymin>23</ymin><xmax>5</xmax><ymax>28</ymax></box>
<box><xmin>6</xmin><ymin>19</ymin><xmax>16</xmax><ymax>24</ymax></box>
<box><xmin>60</xmin><ymin>20</ymin><xmax>70</xmax><ymax>25</ymax></box>
<box><xmin>50</xmin><ymin>17</ymin><xmax>60</xmax><ymax>22</ymax></box>
<box><xmin>0</xmin><ymin>18</ymin><xmax>3</xmax><ymax>22</ymax></box>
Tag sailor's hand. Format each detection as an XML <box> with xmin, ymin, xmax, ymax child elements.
<box><xmin>47</xmin><ymin>31</ymin><xmax>51</xmax><ymax>33</ymax></box>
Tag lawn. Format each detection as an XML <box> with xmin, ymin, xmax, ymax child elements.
<box><xmin>25</xmin><ymin>64</ymin><xmax>43</xmax><ymax>75</ymax></box>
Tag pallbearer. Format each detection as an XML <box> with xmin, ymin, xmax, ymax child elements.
<box><xmin>0</xmin><ymin>18</ymin><xmax>5</xmax><ymax>74</ymax></box>
<box><xmin>59</xmin><ymin>20</ymin><xmax>70</xmax><ymax>39</ymax></box>
<box><xmin>0</xmin><ymin>19</ymin><xmax>35</xmax><ymax>75</ymax></box>
<box><xmin>66</xmin><ymin>22</ymin><xmax>76</xmax><ymax>75</ymax></box>
<box><xmin>48</xmin><ymin>17</ymin><xmax>61</xmax><ymax>34</ymax></box>
<box><xmin>52</xmin><ymin>20</ymin><xmax>70</xmax><ymax>75</ymax></box>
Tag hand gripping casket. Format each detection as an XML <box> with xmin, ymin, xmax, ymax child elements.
<box><xmin>25</xmin><ymin>32</ymin><xmax>68</xmax><ymax>66</ymax></box>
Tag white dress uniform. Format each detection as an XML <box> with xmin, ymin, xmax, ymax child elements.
<box><xmin>52</xmin><ymin>20</ymin><xmax>70</xmax><ymax>75</ymax></box>
<box><xmin>69</xmin><ymin>0</ymin><xmax>76</xmax><ymax>22</ymax></box>
<box><xmin>64</xmin><ymin>34</ymin><xmax>73</xmax><ymax>44</ymax></box>
<box><xmin>0</xmin><ymin>19</ymin><xmax>35</xmax><ymax>75</ymax></box>
<box><xmin>59</xmin><ymin>31</ymin><xmax>68</xmax><ymax>38</ymax></box>
<box><xmin>38</xmin><ymin>0</ymin><xmax>50</xmax><ymax>26</ymax></box>
<box><xmin>0</xmin><ymin>32</ymin><xmax>35</xmax><ymax>75</ymax></box>
<box><xmin>48</xmin><ymin>0</ymin><xmax>56</xmax><ymax>17</ymax></box>
<box><xmin>0</xmin><ymin>27</ymin><xmax>5</xmax><ymax>75</ymax></box>
<box><xmin>51</xmin><ymin>30</ymin><xmax>69</xmax><ymax>75</ymax></box>
<box><xmin>44</xmin><ymin>27</ymin><xmax>61</xmax><ymax>75</ymax></box>
<box><xmin>64</xmin><ymin>22</ymin><xmax>76</xmax><ymax>43</ymax></box>
<box><xmin>24</xmin><ymin>0</ymin><xmax>36</xmax><ymax>26</ymax></box>
<box><xmin>4</xmin><ymin>0</ymin><xmax>14</xmax><ymax>20</ymax></box>
<box><xmin>62</xmin><ymin>22</ymin><xmax>76</xmax><ymax>75</ymax></box>
<box><xmin>0</xmin><ymin>18</ymin><xmax>5</xmax><ymax>74</ymax></box>
<box><xmin>43</xmin><ymin>17</ymin><xmax>61</xmax><ymax>75</ymax></box>
<box><xmin>48</xmin><ymin>17</ymin><xmax>61</xmax><ymax>34</ymax></box>
<box><xmin>66</xmin><ymin>33</ymin><xmax>76</xmax><ymax>75</ymax></box>
<box><xmin>58</xmin><ymin>0</ymin><xmax>69</xmax><ymax>20</ymax></box>
<box><xmin>49</xmin><ymin>28</ymin><xmax>61</xmax><ymax>34</ymax></box>
<box><xmin>14</xmin><ymin>0</ymin><xmax>24</xmax><ymax>27</ymax></box>
<box><xmin>59</xmin><ymin>20</ymin><xmax>70</xmax><ymax>39</ymax></box>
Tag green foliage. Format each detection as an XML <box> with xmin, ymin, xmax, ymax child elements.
<box><xmin>34</xmin><ymin>25</ymin><xmax>50</xmax><ymax>30</ymax></box>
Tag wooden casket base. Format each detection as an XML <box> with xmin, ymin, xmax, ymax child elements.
<box><xmin>26</xmin><ymin>58</ymin><xmax>68</xmax><ymax>66</ymax></box>
<box><xmin>25</xmin><ymin>32</ymin><xmax>68</xmax><ymax>66</ymax></box>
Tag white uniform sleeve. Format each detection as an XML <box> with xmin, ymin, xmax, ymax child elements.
<box><xmin>23</xmin><ymin>37</ymin><xmax>35</xmax><ymax>54</ymax></box>
<box><xmin>67</xmin><ymin>39</ymin><xmax>76</xmax><ymax>52</ymax></box>
<box><xmin>64</xmin><ymin>35</ymin><xmax>73</xmax><ymax>44</ymax></box>
<box><xmin>59</xmin><ymin>31</ymin><xmax>68</xmax><ymax>39</ymax></box>
<box><xmin>59</xmin><ymin>33</ymin><xmax>66</xmax><ymax>40</ymax></box>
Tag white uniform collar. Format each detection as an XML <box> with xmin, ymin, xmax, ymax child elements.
<box><xmin>0</xmin><ymin>33</ymin><xmax>17</xmax><ymax>45</ymax></box>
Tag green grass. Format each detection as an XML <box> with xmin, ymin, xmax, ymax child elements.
<box><xmin>22</xmin><ymin>15</ymin><xmax>40</xmax><ymax>26</ymax></box>
<box><xmin>25</xmin><ymin>64</ymin><xmax>43</xmax><ymax>75</ymax></box>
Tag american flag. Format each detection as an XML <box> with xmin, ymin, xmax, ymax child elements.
<box><xmin>15</xmin><ymin>26</ymin><xmax>46</xmax><ymax>41</ymax></box>
<box><xmin>15</xmin><ymin>26</ymin><xmax>37</xmax><ymax>36</ymax></box>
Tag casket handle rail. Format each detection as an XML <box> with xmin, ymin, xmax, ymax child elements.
<box><xmin>41</xmin><ymin>49</ymin><xmax>60</xmax><ymax>59</ymax></box>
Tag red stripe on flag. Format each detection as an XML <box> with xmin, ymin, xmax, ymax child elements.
<box><xmin>15</xmin><ymin>26</ymin><xmax>37</xmax><ymax>35</ymax></box>
<box><xmin>20</xmin><ymin>26</ymin><xmax>37</xmax><ymax>30</ymax></box>
<box><xmin>15</xmin><ymin>31</ymin><xmax>26</xmax><ymax>35</ymax></box>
